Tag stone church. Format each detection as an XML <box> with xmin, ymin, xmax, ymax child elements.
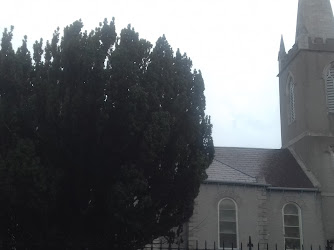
<box><xmin>185</xmin><ymin>0</ymin><xmax>334</xmax><ymax>249</ymax></box>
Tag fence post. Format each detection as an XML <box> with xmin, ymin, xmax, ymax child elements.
<box><xmin>247</xmin><ymin>236</ymin><xmax>253</xmax><ymax>250</ymax></box>
<box><xmin>241</xmin><ymin>242</ymin><xmax>243</xmax><ymax>250</ymax></box>
<box><xmin>205</xmin><ymin>240</ymin><xmax>207</xmax><ymax>250</ymax></box>
<box><xmin>232</xmin><ymin>242</ymin><xmax>234</xmax><ymax>250</ymax></box>
<box><xmin>214</xmin><ymin>241</ymin><xmax>216</xmax><ymax>250</ymax></box>
<box><xmin>196</xmin><ymin>240</ymin><xmax>198</xmax><ymax>250</ymax></box>
<box><xmin>267</xmin><ymin>243</ymin><xmax>269</xmax><ymax>250</ymax></box>
<box><xmin>168</xmin><ymin>241</ymin><xmax>171</xmax><ymax>250</ymax></box>
<box><xmin>275</xmin><ymin>243</ymin><xmax>277</xmax><ymax>250</ymax></box>
<box><xmin>327</xmin><ymin>240</ymin><xmax>333</xmax><ymax>250</ymax></box>
<box><xmin>160</xmin><ymin>239</ymin><xmax>162</xmax><ymax>250</ymax></box>
<box><xmin>223</xmin><ymin>241</ymin><xmax>225</xmax><ymax>250</ymax></box>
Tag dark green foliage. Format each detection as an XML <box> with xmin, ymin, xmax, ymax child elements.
<box><xmin>0</xmin><ymin>20</ymin><xmax>214</xmax><ymax>250</ymax></box>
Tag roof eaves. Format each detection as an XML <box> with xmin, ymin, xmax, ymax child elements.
<box><xmin>267</xmin><ymin>187</ymin><xmax>320</xmax><ymax>192</ymax></box>
<box><xmin>203</xmin><ymin>180</ymin><xmax>270</xmax><ymax>187</ymax></box>
<box><xmin>202</xmin><ymin>181</ymin><xmax>319</xmax><ymax>192</ymax></box>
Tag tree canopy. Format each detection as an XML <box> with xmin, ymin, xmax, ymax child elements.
<box><xmin>0</xmin><ymin>19</ymin><xmax>214</xmax><ymax>249</ymax></box>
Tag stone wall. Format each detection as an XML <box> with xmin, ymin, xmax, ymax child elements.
<box><xmin>187</xmin><ymin>183</ymin><xmax>325</xmax><ymax>249</ymax></box>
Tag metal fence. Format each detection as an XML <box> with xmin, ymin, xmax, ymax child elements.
<box><xmin>1</xmin><ymin>236</ymin><xmax>332</xmax><ymax>250</ymax></box>
<box><xmin>142</xmin><ymin>236</ymin><xmax>334</xmax><ymax>250</ymax></box>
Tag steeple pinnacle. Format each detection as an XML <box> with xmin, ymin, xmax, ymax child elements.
<box><xmin>278</xmin><ymin>35</ymin><xmax>287</xmax><ymax>71</ymax></box>
<box><xmin>296</xmin><ymin>0</ymin><xmax>334</xmax><ymax>48</ymax></box>
<box><xmin>279</xmin><ymin>35</ymin><xmax>286</xmax><ymax>54</ymax></box>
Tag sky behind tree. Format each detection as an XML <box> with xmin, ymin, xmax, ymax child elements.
<box><xmin>2</xmin><ymin>0</ymin><xmax>329</xmax><ymax>148</ymax></box>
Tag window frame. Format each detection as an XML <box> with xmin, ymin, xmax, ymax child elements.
<box><xmin>287</xmin><ymin>75</ymin><xmax>296</xmax><ymax>124</ymax></box>
<box><xmin>218</xmin><ymin>198</ymin><xmax>239</xmax><ymax>249</ymax></box>
<box><xmin>282</xmin><ymin>203</ymin><xmax>303</xmax><ymax>250</ymax></box>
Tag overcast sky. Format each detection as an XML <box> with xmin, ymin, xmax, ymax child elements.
<box><xmin>2</xmin><ymin>0</ymin><xmax>331</xmax><ymax>149</ymax></box>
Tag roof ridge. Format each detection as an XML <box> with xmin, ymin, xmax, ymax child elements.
<box><xmin>213</xmin><ymin>159</ymin><xmax>256</xmax><ymax>179</ymax></box>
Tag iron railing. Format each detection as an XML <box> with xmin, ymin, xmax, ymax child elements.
<box><xmin>142</xmin><ymin>236</ymin><xmax>333</xmax><ymax>250</ymax></box>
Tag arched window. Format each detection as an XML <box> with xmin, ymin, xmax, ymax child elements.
<box><xmin>218</xmin><ymin>199</ymin><xmax>238</xmax><ymax>249</ymax></box>
<box><xmin>325</xmin><ymin>63</ymin><xmax>334</xmax><ymax>113</ymax></box>
<box><xmin>283</xmin><ymin>203</ymin><xmax>302</xmax><ymax>250</ymax></box>
<box><xmin>288</xmin><ymin>76</ymin><xmax>296</xmax><ymax>123</ymax></box>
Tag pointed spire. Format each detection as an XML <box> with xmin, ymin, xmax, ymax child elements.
<box><xmin>296</xmin><ymin>0</ymin><xmax>334</xmax><ymax>48</ymax></box>
<box><xmin>278</xmin><ymin>35</ymin><xmax>286</xmax><ymax>60</ymax></box>
<box><xmin>278</xmin><ymin>35</ymin><xmax>287</xmax><ymax>70</ymax></box>
<box><xmin>279</xmin><ymin>35</ymin><xmax>286</xmax><ymax>54</ymax></box>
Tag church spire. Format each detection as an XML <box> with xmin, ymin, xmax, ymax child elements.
<box><xmin>296</xmin><ymin>0</ymin><xmax>334</xmax><ymax>48</ymax></box>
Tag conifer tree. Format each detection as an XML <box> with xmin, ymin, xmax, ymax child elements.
<box><xmin>0</xmin><ymin>20</ymin><xmax>214</xmax><ymax>249</ymax></box>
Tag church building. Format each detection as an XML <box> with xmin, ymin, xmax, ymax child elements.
<box><xmin>186</xmin><ymin>0</ymin><xmax>334</xmax><ymax>248</ymax></box>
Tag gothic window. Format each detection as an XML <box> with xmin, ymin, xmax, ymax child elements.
<box><xmin>283</xmin><ymin>203</ymin><xmax>302</xmax><ymax>250</ymax></box>
<box><xmin>288</xmin><ymin>76</ymin><xmax>296</xmax><ymax>124</ymax></box>
<box><xmin>325</xmin><ymin>63</ymin><xmax>334</xmax><ymax>113</ymax></box>
<box><xmin>218</xmin><ymin>198</ymin><xmax>238</xmax><ymax>249</ymax></box>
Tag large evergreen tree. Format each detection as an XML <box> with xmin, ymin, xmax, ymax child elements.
<box><xmin>0</xmin><ymin>20</ymin><xmax>214</xmax><ymax>250</ymax></box>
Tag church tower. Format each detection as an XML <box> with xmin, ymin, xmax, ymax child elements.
<box><xmin>278</xmin><ymin>0</ymin><xmax>334</xmax><ymax>241</ymax></box>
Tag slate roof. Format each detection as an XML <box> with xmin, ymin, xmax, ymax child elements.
<box><xmin>205</xmin><ymin>147</ymin><xmax>314</xmax><ymax>189</ymax></box>
<box><xmin>207</xmin><ymin>159</ymin><xmax>257</xmax><ymax>184</ymax></box>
